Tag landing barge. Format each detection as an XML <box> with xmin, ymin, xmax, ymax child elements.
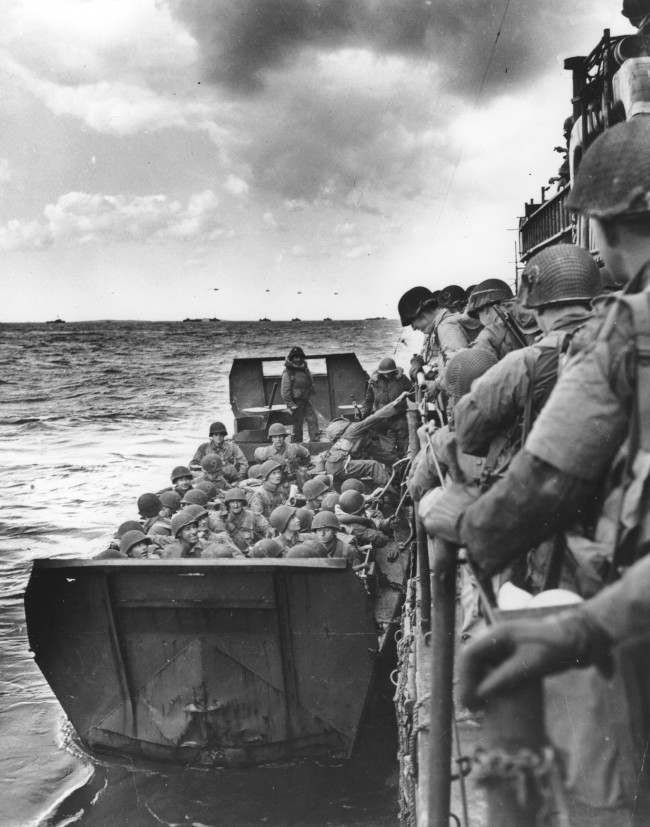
<box><xmin>24</xmin><ymin>351</ymin><xmax>409</xmax><ymax>768</ymax></box>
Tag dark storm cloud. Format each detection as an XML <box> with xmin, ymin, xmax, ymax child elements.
<box><xmin>172</xmin><ymin>0</ymin><xmax>431</xmax><ymax>90</ymax></box>
<box><xmin>171</xmin><ymin>0</ymin><xmax>592</xmax><ymax>97</ymax></box>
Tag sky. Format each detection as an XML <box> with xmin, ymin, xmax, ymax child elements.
<box><xmin>0</xmin><ymin>0</ymin><xmax>634</xmax><ymax>322</ymax></box>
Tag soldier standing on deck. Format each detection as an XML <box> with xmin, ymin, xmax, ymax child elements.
<box><xmin>281</xmin><ymin>346</ymin><xmax>320</xmax><ymax>442</ymax></box>
<box><xmin>427</xmin><ymin>118</ymin><xmax>650</xmax><ymax>822</ymax></box>
<box><xmin>362</xmin><ymin>357</ymin><xmax>412</xmax><ymax>456</ymax></box>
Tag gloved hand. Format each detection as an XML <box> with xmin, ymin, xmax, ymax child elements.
<box><xmin>458</xmin><ymin>612</ymin><xmax>612</xmax><ymax>709</ymax></box>
<box><xmin>418</xmin><ymin>484</ymin><xmax>480</xmax><ymax>544</ymax></box>
<box><xmin>409</xmin><ymin>354</ymin><xmax>424</xmax><ymax>382</ymax></box>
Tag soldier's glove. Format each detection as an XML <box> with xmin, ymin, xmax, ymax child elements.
<box><xmin>418</xmin><ymin>484</ymin><xmax>481</xmax><ymax>544</ymax></box>
<box><xmin>458</xmin><ymin>612</ymin><xmax>613</xmax><ymax>709</ymax></box>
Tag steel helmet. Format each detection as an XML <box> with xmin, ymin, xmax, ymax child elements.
<box><xmin>288</xmin><ymin>346</ymin><xmax>306</xmax><ymax>361</ymax></box>
<box><xmin>259</xmin><ymin>459</ymin><xmax>284</xmax><ymax>480</ymax></box>
<box><xmin>268</xmin><ymin>422</ymin><xmax>290</xmax><ymax>437</ymax></box>
<box><xmin>201</xmin><ymin>453</ymin><xmax>223</xmax><ymax>474</ymax></box>
<box><xmin>520</xmin><ymin>245</ymin><xmax>600</xmax><ymax>309</ymax></box>
<box><xmin>438</xmin><ymin>285</ymin><xmax>467</xmax><ymax>308</ymax></box>
<box><xmin>445</xmin><ymin>348</ymin><xmax>498</xmax><ymax>397</ymax></box>
<box><xmin>565</xmin><ymin>119</ymin><xmax>650</xmax><ymax>218</ymax></box>
<box><xmin>251</xmin><ymin>538</ymin><xmax>283</xmax><ymax>558</ymax></box>
<box><xmin>248</xmin><ymin>464</ymin><xmax>263</xmax><ymax>479</ymax></box>
<box><xmin>184</xmin><ymin>503</ymin><xmax>209</xmax><ymax>520</ymax></box>
<box><xmin>171</xmin><ymin>508</ymin><xmax>200</xmax><ymax>537</ymax></box>
<box><xmin>159</xmin><ymin>490</ymin><xmax>182</xmax><ymax>513</ymax></box>
<box><xmin>224</xmin><ymin>487</ymin><xmax>248</xmax><ymax>504</ymax></box>
<box><xmin>340</xmin><ymin>478</ymin><xmax>366</xmax><ymax>494</ymax></box>
<box><xmin>120</xmin><ymin>529</ymin><xmax>152</xmax><ymax>556</ymax></box>
<box><xmin>137</xmin><ymin>493</ymin><xmax>162</xmax><ymax>518</ymax></box>
<box><xmin>113</xmin><ymin>520</ymin><xmax>144</xmax><ymax>539</ymax></box>
<box><xmin>149</xmin><ymin>522</ymin><xmax>171</xmax><ymax>536</ymax></box>
<box><xmin>295</xmin><ymin>506</ymin><xmax>314</xmax><ymax>530</ymax></box>
<box><xmin>320</xmin><ymin>492</ymin><xmax>340</xmax><ymax>512</ymax></box>
<box><xmin>269</xmin><ymin>505</ymin><xmax>297</xmax><ymax>533</ymax></box>
<box><xmin>312</xmin><ymin>511</ymin><xmax>340</xmax><ymax>531</ymax></box>
<box><xmin>209</xmin><ymin>421</ymin><xmax>228</xmax><ymax>436</ymax></box>
<box><xmin>465</xmin><ymin>279</ymin><xmax>513</xmax><ymax>318</ymax></box>
<box><xmin>302</xmin><ymin>477</ymin><xmax>330</xmax><ymax>499</ymax></box>
<box><xmin>397</xmin><ymin>286</ymin><xmax>438</xmax><ymax>327</ymax></box>
<box><xmin>286</xmin><ymin>541</ymin><xmax>324</xmax><ymax>558</ymax></box>
<box><xmin>181</xmin><ymin>489</ymin><xmax>209</xmax><ymax>507</ymax></box>
<box><xmin>194</xmin><ymin>481</ymin><xmax>218</xmax><ymax>500</ymax></box>
<box><xmin>171</xmin><ymin>465</ymin><xmax>192</xmax><ymax>483</ymax></box>
<box><xmin>339</xmin><ymin>490</ymin><xmax>365</xmax><ymax>516</ymax></box>
<box><xmin>377</xmin><ymin>357</ymin><xmax>397</xmax><ymax>374</ymax></box>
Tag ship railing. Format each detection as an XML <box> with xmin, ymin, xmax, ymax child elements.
<box><xmin>519</xmin><ymin>186</ymin><xmax>574</xmax><ymax>263</ymax></box>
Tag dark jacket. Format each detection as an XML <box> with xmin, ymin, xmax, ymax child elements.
<box><xmin>362</xmin><ymin>368</ymin><xmax>412</xmax><ymax>417</ymax></box>
<box><xmin>281</xmin><ymin>359</ymin><xmax>314</xmax><ymax>407</ymax></box>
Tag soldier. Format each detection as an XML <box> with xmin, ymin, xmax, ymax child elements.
<box><xmin>253</xmin><ymin>422</ymin><xmax>311</xmax><ymax>482</ymax></box>
<box><xmin>158</xmin><ymin>490</ymin><xmax>181</xmax><ymax>518</ymax></box>
<box><xmin>189</xmin><ymin>421</ymin><xmax>248</xmax><ymax>482</ymax></box>
<box><xmin>137</xmin><ymin>493</ymin><xmax>162</xmax><ymax>533</ymax></box>
<box><xmin>211</xmin><ymin>487</ymin><xmax>270</xmax><ymax>554</ymax></box>
<box><xmin>454</xmin><ymin>245</ymin><xmax>600</xmax><ymax>528</ymax></box>
<box><xmin>362</xmin><ymin>357</ymin><xmax>412</xmax><ymax>456</ymax></box>
<box><xmin>269</xmin><ymin>505</ymin><xmax>302</xmax><ymax>555</ymax></box>
<box><xmin>302</xmin><ymin>476</ymin><xmax>331</xmax><ymax>512</ymax></box>
<box><xmin>161</xmin><ymin>508</ymin><xmax>202</xmax><ymax>558</ymax></box>
<box><xmin>95</xmin><ymin>520</ymin><xmax>143</xmax><ymax>559</ymax></box>
<box><xmin>281</xmin><ymin>346</ymin><xmax>320</xmax><ymax>442</ymax></box>
<box><xmin>120</xmin><ymin>529</ymin><xmax>160</xmax><ymax>559</ymax></box>
<box><xmin>337</xmin><ymin>490</ymin><xmax>389</xmax><ymax>549</ymax></box>
<box><xmin>195</xmin><ymin>454</ymin><xmax>229</xmax><ymax>491</ymax></box>
<box><xmin>251</xmin><ymin>538</ymin><xmax>284</xmax><ymax>558</ymax></box>
<box><xmin>321</xmin><ymin>418</ymin><xmax>390</xmax><ymax>488</ymax></box>
<box><xmin>312</xmin><ymin>511</ymin><xmax>358</xmax><ymax>562</ymax></box>
<box><xmin>180</xmin><ymin>488</ymin><xmax>209</xmax><ymax>508</ymax></box>
<box><xmin>169</xmin><ymin>465</ymin><xmax>193</xmax><ymax>497</ymax></box>
<box><xmin>397</xmin><ymin>286</ymin><xmax>472</xmax><ymax>386</ymax></box>
<box><xmin>249</xmin><ymin>459</ymin><xmax>286</xmax><ymax>519</ymax></box>
<box><xmin>430</xmin><ymin>118</ymin><xmax>650</xmax><ymax>818</ymax></box>
<box><xmin>467</xmin><ymin>278</ymin><xmax>539</xmax><ymax>360</ymax></box>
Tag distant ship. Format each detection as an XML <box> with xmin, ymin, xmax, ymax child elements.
<box><xmin>259</xmin><ymin>317</ymin><xmax>271</xmax><ymax>322</ymax></box>
<box><xmin>323</xmin><ymin>317</ymin><xmax>332</xmax><ymax>321</ymax></box>
<box><xmin>364</xmin><ymin>316</ymin><xmax>386</xmax><ymax>321</ymax></box>
<box><xmin>46</xmin><ymin>318</ymin><xmax>66</xmax><ymax>325</ymax></box>
<box><xmin>291</xmin><ymin>317</ymin><xmax>301</xmax><ymax>322</ymax></box>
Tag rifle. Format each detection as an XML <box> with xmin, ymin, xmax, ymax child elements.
<box><xmin>493</xmin><ymin>305</ymin><xmax>528</xmax><ymax>348</ymax></box>
<box><xmin>349</xmin><ymin>394</ymin><xmax>363</xmax><ymax>421</ymax></box>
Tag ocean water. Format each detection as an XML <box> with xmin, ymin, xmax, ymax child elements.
<box><xmin>0</xmin><ymin>318</ymin><xmax>414</xmax><ymax>827</ymax></box>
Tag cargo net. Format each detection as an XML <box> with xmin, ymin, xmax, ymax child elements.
<box><xmin>394</xmin><ymin>576</ymin><xmax>418</xmax><ymax>826</ymax></box>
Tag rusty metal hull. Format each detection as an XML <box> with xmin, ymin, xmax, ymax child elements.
<box><xmin>25</xmin><ymin>558</ymin><xmax>379</xmax><ymax>767</ymax></box>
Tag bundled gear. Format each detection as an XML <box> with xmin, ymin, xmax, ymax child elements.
<box><xmin>445</xmin><ymin>349</ymin><xmax>499</xmax><ymax>399</ymax></box>
<box><xmin>520</xmin><ymin>244</ymin><xmax>601</xmax><ymax>309</ymax></box>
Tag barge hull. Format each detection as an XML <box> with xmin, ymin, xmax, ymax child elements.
<box><xmin>25</xmin><ymin>559</ymin><xmax>378</xmax><ymax>767</ymax></box>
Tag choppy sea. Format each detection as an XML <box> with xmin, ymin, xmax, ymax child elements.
<box><xmin>0</xmin><ymin>318</ymin><xmax>417</xmax><ymax>827</ymax></box>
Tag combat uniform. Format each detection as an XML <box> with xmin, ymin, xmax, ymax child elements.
<box><xmin>281</xmin><ymin>356</ymin><xmax>319</xmax><ymax>442</ymax></box>
<box><xmin>253</xmin><ymin>442</ymin><xmax>311</xmax><ymax>480</ymax></box>
<box><xmin>191</xmin><ymin>440</ymin><xmax>248</xmax><ymax>482</ymax></box>
<box><xmin>470</xmin><ymin>300</ymin><xmax>539</xmax><ymax>361</ymax></box>
<box><xmin>362</xmin><ymin>367</ymin><xmax>412</xmax><ymax>456</ymax></box>
<box><xmin>210</xmin><ymin>508</ymin><xmax>270</xmax><ymax>553</ymax></box>
<box><xmin>249</xmin><ymin>482</ymin><xmax>285</xmax><ymax>520</ymax></box>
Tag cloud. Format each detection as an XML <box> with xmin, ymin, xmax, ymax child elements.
<box><xmin>224</xmin><ymin>174</ymin><xmax>250</xmax><ymax>196</ymax></box>
<box><xmin>172</xmin><ymin>0</ymin><xmax>616</xmax><ymax>97</ymax></box>
<box><xmin>0</xmin><ymin>158</ymin><xmax>11</xmax><ymax>183</ymax></box>
<box><xmin>0</xmin><ymin>189</ymin><xmax>226</xmax><ymax>251</ymax></box>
